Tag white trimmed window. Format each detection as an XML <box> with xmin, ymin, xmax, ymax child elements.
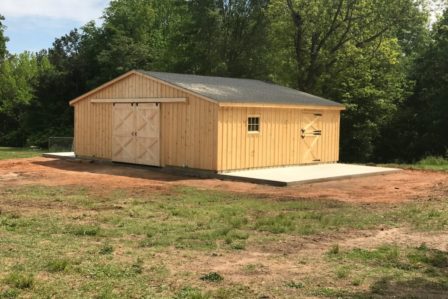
<box><xmin>248</xmin><ymin>117</ymin><xmax>260</xmax><ymax>133</ymax></box>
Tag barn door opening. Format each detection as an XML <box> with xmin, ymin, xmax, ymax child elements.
<box><xmin>112</xmin><ymin>103</ymin><xmax>160</xmax><ymax>166</ymax></box>
<box><xmin>300</xmin><ymin>112</ymin><xmax>322</xmax><ymax>164</ymax></box>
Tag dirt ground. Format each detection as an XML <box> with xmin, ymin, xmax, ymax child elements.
<box><xmin>2</xmin><ymin>157</ymin><xmax>448</xmax><ymax>297</ymax></box>
<box><xmin>0</xmin><ymin>157</ymin><xmax>447</xmax><ymax>204</ymax></box>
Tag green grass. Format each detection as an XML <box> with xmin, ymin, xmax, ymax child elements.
<box><xmin>1</xmin><ymin>185</ymin><xmax>448</xmax><ymax>298</ymax></box>
<box><xmin>416</xmin><ymin>156</ymin><xmax>448</xmax><ymax>171</ymax></box>
<box><xmin>3</xmin><ymin>272</ymin><xmax>34</xmax><ymax>289</ymax></box>
<box><xmin>385</xmin><ymin>156</ymin><xmax>448</xmax><ymax>172</ymax></box>
<box><xmin>325</xmin><ymin>244</ymin><xmax>448</xmax><ymax>297</ymax></box>
<box><xmin>200</xmin><ymin>272</ymin><xmax>224</xmax><ymax>283</ymax></box>
<box><xmin>45</xmin><ymin>259</ymin><xmax>70</xmax><ymax>273</ymax></box>
<box><xmin>0</xmin><ymin>147</ymin><xmax>45</xmax><ymax>160</ymax></box>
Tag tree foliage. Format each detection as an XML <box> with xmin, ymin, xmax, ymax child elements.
<box><xmin>0</xmin><ymin>53</ymin><xmax>51</xmax><ymax>145</ymax></box>
<box><xmin>170</xmin><ymin>0</ymin><xmax>270</xmax><ymax>78</ymax></box>
<box><xmin>377</xmin><ymin>9</ymin><xmax>448</xmax><ymax>161</ymax></box>
<box><xmin>268</xmin><ymin>0</ymin><xmax>428</xmax><ymax>161</ymax></box>
<box><xmin>0</xmin><ymin>15</ymin><xmax>8</xmax><ymax>61</ymax></box>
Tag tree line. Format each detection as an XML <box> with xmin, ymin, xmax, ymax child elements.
<box><xmin>0</xmin><ymin>0</ymin><xmax>447</xmax><ymax>163</ymax></box>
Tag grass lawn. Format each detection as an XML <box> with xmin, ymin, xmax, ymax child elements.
<box><xmin>0</xmin><ymin>147</ymin><xmax>45</xmax><ymax>161</ymax></box>
<box><xmin>1</xmin><ymin>185</ymin><xmax>448</xmax><ymax>298</ymax></box>
<box><xmin>385</xmin><ymin>156</ymin><xmax>448</xmax><ymax>172</ymax></box>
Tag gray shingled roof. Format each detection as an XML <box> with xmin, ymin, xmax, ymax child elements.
<box><xmin>138</xmin><ymin>70</ymin><xmax>343</xmax><ymax>107</ymax></box>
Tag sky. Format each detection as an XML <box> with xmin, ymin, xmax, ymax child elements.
<box><xmin>0</xmin><ymin>0</ymin><xmax>110</xmax><ymax>53</ymax></box>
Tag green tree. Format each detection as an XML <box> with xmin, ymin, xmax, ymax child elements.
<box><xmin>325</xmin><ymin>39</ymin><xmax>414</xmax><ymax>162</ymax></box>
<box><xmin>22</xmin><ymin>30</ymin><xmax>94</xmax><ymax>147</ymax></box>
<box><xmin>271</xmin><ymin>0</ymin><xmax>427</xmax><ymax>92</ymax></box>
<box><xmin>267</xmin><ymin>0</ymin><xmax>429</xmax><ymax>161</ymax></box>
<box><xmin>82</xmin><ymin>0</ymin><xmax>181</xmax><ymax>85</ymax></box>
<box><xmin>171</xmin><ymin>0</ymin><xmax>270</xmax><ymax>78</ymax></box>
<box><xmin>378</xmin><ymin>9</ymin><xmax>448</xmax><ymax>161</ymax></box>
<box><xmin>0</xmin><ymin>15</ymin><xmax>8</xmax><ymax>61</ymax></box>
<box><xmin>0</xmin><ymin>52</ymin><xmax>50</xmax><ymax>145</ymax></box>
<box><xmin>14</xmin><ymin>0</ymin><xmax>183</xmax><ymax>146</ymax></box>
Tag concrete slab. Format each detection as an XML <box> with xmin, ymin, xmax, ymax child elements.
<box><xmin>221</xmin><ymin>164</ymin><xmax>401</xmax><ymax>186</ymax></box>
<box><xmin>42</xmin><ymin>152</ymin><xmax>76</xmax><ymax>160</ymax></box>
<box><xmin>40</xmin><ymin>153</ymin><xmax>400</xmax><ymax>187</ymax></box>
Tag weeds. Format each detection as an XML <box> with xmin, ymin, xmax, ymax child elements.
<box><xmin>2</xmin><ymin>185</ymin><xmax>448</xmax><ymax>298</ymax></box>
<box><xmin>230</xmin><ymin>241</ymin><xmax>246</xmax><ymax>250</ymax></box>
<box><xmin>131</xmin><ymin>258</ymin><xmax>144</xmax><ymax>274</ymax></box>
<box><xmin>200</xmin><ymin>272</ymin><xmax>223</xmax><ymax>283</ymax></box>
<box><xmin>4</xmin><ymin>273</ymin><xmax>34</xmax><ymax>289</ymax></box>
<box><xmin>45</xmin><ymin>259</ymin><xmax>69</xmax><ymax>273</ymax></box>
<box><xmin>174</xmin><ymin>287</ymin><xmax>209</xmax><ymax>299</ymax></box>
<box><xmin>286</xmin><ymin>281</ymin><xmax>304</xmax><ymax>289</ymax></box>
<box><xmin>99</xmin><ymin>244</ymin><xmax>114</xmax><ymax>255</ymax></box>
<box><xmin>68</xmin><ymin>225</ymin><xmax>100</xmax><ymax>236</ymax></box>
<box><xmin>327</xmin><ymin>244</ymin><xmax>340</xmax><ymax>255</ymax></box>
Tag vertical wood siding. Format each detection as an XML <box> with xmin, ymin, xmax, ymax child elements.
<box><xmin>217</xmin><ymin>107</ymin><xmax>341</xmax><ymax>171</ymax></box>
<box><xmin>74</xmin><ymin>73</ymin><xmax>218</xmax><ymax>170</ymax></box>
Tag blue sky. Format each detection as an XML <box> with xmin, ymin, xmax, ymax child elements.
<box><xmin>1</xmin><ymin>0</ymin><xmax>110</xmax><ymax>53</ymax></box>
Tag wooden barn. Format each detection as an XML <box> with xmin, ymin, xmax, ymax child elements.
<box><xmin>69</xmin><ymin>70</ymin><xmax>345</xmax><ymax>172</ymax></box>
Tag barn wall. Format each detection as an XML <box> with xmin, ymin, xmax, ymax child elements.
<box><xmin>74</xmin><ymin>73</ymin><xmax>219</xmax><ymax>170</ymax></box>
<box><xmin>74</xmin><ymin>97</ymin><xmax>113</xmax><ymax>160</ymax></box>
<box><xmin>217</xmin><ymin>106</ymin><xmax>341</xmax><ymax>171</ymax></box>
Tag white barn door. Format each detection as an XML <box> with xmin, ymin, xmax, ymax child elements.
<box><xmin>112</xmin><ymin>103</ymin><xmax>160</xmax><ymax>166</ymax></box>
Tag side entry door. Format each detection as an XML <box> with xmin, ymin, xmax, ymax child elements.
<box><xmin>300</xmin><ymin>112</ymin><xmax>322</xmax><ymax>163</ymax></box>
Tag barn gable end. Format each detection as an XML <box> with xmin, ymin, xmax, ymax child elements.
<box><xmin>72</xmin><ymin>72</ymin><xmax>219</xmax><ymax>170</ymax></box>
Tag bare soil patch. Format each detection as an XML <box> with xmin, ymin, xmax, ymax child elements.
<box><xmin>0</xmin><ymin>157</ymin><xmax>447</xmax><ymax>203</ymax></box>
<box><xmin>153</xmin><ymin>228</ymin><xmax>448</xmax><ymax>297</ymax></box>
<box><xmin>1</xmin><ymin>159</ymin><xmax>448</xmax><ymax>298</ymax></box>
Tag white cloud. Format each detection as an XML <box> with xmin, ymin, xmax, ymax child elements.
<box><xmin>0</xmin><ymin>0</ymin><xmax>109</xmax><ymax>23</ymax></box>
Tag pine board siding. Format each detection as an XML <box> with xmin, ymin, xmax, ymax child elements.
<box><xmin>216</xmin><ymin>107</ymin><xmax>341</xmax><ymax>172</ymax></box>
<box><xmin>72</xmin><ymin>70</ymin><xmax>343</xmax><ymax>172</ymax></box>
<box><xmin>73</xmin><ymin>72</ymin><xmax>219</xmax><ymax>170</ymax></box>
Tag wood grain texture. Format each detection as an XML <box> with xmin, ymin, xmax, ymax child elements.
<box><xmin>73</xmin><ymin>72</ymin><xmax>218</xmax><ymax>170</ymax></box>
<box><xmin>135</xmin><ymin>103</ymin><xmax>160</xmax><ymax>166</ymax></box>
<box><xmin>72</xmin><ymin>72</ymin><xmax>341</xmax><ymax>172</ymax></box>
<box><xmin>91</xmin><ymin>97</ymin><xmax>186</xmax><ymax>103</ymax></box>
<box><xmin>216</xmin><ymin>107</ymin><xmax>341</xmax><ymax>171</ymax></box>
<box><xmin>112</xmin><ymin>103</ymin><xmax>135</xmax><ymax>164</ymax></box>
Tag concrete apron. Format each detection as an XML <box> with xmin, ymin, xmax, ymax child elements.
<box><xmin>41</xmin><ymin>153</ymin><xmax>400</xmax><ymax>187</ymax></box>
<box><xmin>220</xmin><ymin>164</ymin><xmax>401</xmax><ymax>187</ymax></box>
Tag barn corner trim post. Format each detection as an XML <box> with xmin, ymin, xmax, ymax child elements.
<box><xmin>69</xmin><ymin>69</ymin><xmax>345</xmax><ymax>173</ymax></box>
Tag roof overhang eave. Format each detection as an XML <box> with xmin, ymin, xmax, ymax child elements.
<box><xmin>218</xmin><ymin>101</ymin><xmax>346</xmax><ymax>110</ymax></box>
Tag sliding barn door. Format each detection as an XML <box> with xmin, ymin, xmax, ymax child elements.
<box><xmin>112</xmin><ymin>104</ymin><xmax>136</xmax><ymax>164</ymax></box>
<box><xmin>112</xmin><ymin>103</ymin><xmax>161</xmax><ymax>166</ymax></box>
<box><xmin>135</xmin><ymin>103</ymin><xmax>160</xmax><ymax>166</ymax></box>
<box><xmin>300</xmin><ymin>112</ymin><xmax>323</xmax><ymax>164</ymax></box>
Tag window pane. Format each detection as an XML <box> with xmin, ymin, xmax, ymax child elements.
<box><xmin>248</xmin><ymin>117</ymin><xmax>260</xmax><ymax>132</ymax></box>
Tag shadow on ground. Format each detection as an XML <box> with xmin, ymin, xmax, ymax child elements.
<box><xmin>350</xmin><ymin>277</ymin><xmax>448</xmax><ymax>298</ymax></box>
<box><xmin>32</xmin><ymin>159</ymin><xmax>193</xmax><ymax>182</ymax></box>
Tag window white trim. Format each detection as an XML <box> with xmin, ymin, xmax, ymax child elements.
<box><xmin>247</xmin><ymin>116</ymin><xmax>260</xmax><ymax>133</ymax></box>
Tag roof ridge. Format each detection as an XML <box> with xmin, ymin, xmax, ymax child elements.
<box><xmin>139</xmin><ymin>69</ymin><xmax>267</xmax><ymax>83</ymax></box>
